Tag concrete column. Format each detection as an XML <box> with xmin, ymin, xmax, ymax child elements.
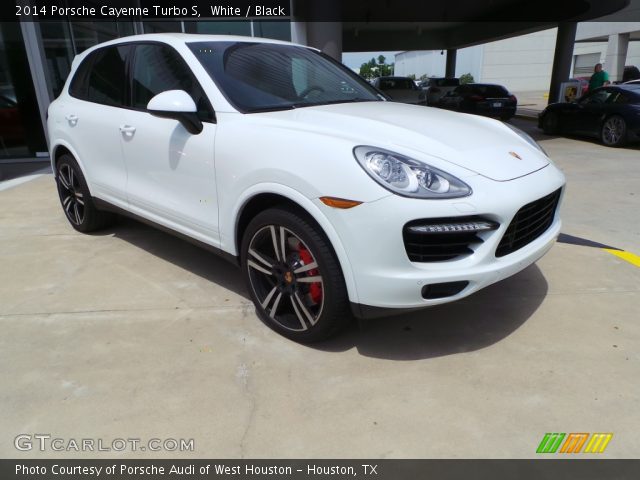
<box><xmin>290</xmin><ymin>21</ymin><xmax>307</xmax><ymax>45</ymax></box>
<box><xmin>548</xmin><ymin>22</ymin><xmax>577</xmax><ymax>105</ymax></box>
<box><xmin>605</xmin><ymin>33</ymin><xmax>629</xmax><ymax>83</ymax></box>
<box><xmin>305</xmin><ymin>22</ymin><xmax>343</xmax><ymax>61</ymax></box>
<box><xmin>446</xmin><ymin>49</ymin><xmax>457</xmax><ymax>78</ymax></box>
<box><xmin>20</xmin><ymin>21</ymin><xmax>51</xmax><ymax>148</ymax></box>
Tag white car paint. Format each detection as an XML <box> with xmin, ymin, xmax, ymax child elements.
<box><xmin>48</xmin><ymin>33</ymin><xmax>565</xmax><ymax>312</ymax></box>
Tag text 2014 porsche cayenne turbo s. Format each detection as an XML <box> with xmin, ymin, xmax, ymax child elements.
<box><xmin>48</xmin><ymin>34</ymin><xmax>565</xmax><ymax>342</ymax></box>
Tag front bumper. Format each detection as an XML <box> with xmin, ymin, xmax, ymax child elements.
<box><xmin>316</xmin><ymin>164</ymin><xmax>565</xmax><ymax>312</ymax></box>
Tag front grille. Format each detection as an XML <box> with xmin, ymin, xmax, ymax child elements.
<box><xmin>403</xmin><ymin>216</ymin><xmax>495</xmax><ymax>262</ymax></box>
<box><xmin>496</xmin><ymin>188</ymin><xmax>562</xmax><ymax>257</ymax></box>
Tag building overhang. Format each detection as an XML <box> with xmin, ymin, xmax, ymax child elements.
<box><xmin>292</xmin><ymin>0</ymin><xmax>631</xmax><ymax>51</ymax></box>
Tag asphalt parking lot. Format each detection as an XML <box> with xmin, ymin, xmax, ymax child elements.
<box><xmin>1</xmin><ymin>117</ymin><xmax>639</xmax><ymax>459</ymax></box>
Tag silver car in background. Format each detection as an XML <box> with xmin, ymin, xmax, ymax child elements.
<box><xmin>422</xmin><ymin>77</ymin><xmax>460</xmax><ymax>106</ymax></box>
<box><xmin>372</xmin><ymin>76</ymin><xmax>426</xmax><ymax>105</ymax></box>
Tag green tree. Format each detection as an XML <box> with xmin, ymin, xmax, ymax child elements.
<box><xmin>359</xmin><ymin>56</ymin><xmax>394</xmax><ymax>79</ymax></box>
<box><xmin>460</xmin><ymin>73</ymin><xmax>475</xmax><ymax>84</ymax></box>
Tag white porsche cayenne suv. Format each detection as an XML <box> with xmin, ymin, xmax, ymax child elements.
<box><xmin>48</xmin><ymin>34</ymin><xmax>565</xmax><ymax>342</ymax></box>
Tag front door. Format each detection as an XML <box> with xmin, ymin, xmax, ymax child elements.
<box><xmin>121</xmin><ymin>43</ymin><xmax>220</xmax><ymax>246</ymax></box>
<box><xmin>571</xmin><ymin>89</ymin><xmax>613</xmax><ymax>135</ymax></box>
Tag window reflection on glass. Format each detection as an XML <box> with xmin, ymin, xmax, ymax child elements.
<box><xmin>142</xmin><ymin>22</ymin><xmax>182</xmax><ymax>33</ymax></box>
<box><xmin>39</xmin><ymin>22</ymin><xmax>74</xmax><ymax>98</ymax></box>
<box><xmin>0</xmin><ymin>22</ymin><xmax>46</xmax><ymax>158</ymax></box>
<box><xmin>40</xmin><ymin>21</ymin><xmax>134</xmax><ymax>98</ymax></box>
<box><xmin>70</xmin><ymin>21</ymin><xmax>120</xmax><ymax>53</ymax></box>
<box><xmin>253</xmin><ymin>21</ymin><xmax>291</xmax><ymax>41</ymax></box>
<box><xmin>184</xmin><ymin>21</ymin><xmax>251</xmax><ymax>36</ymax></box>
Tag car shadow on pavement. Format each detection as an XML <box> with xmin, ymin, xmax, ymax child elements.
<box><xmin>99</xmin><ymin>217</ymin><xmax>249</xmax><ymax>298</ymax></box>
<box><xmin>559</xmin><ymin>134</ymin><xmax>640</xmax><ymax>150</ymax></box>
<box><xmin>315</xmin><ymin>265</ymin><xmax>548</xmax><ymax>360</ymax></box>
<box><xmin>101</xmin><ymin>217</ymin><xmax>548</xmax><ymax>361</ymax></box>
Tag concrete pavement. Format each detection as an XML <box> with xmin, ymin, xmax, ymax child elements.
<box><xmin>1</xmin><ymin>122</ymin><xmax>639</xmax><ymax>458</ymax></box>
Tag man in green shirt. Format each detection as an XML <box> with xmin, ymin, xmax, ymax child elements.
<box><xmin>589</xmin><ymin>63</ymin><xmax>610</xmax><ymax>91</ymax></box>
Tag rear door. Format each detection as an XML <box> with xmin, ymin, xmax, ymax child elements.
<box><xmin>120</xmin><ymin>42</ymin><xmax>220</xmax><ymax>244</ymax></box>
<box><xmin>62</xmin><ymin>45</ymin><xmax>131</xmax><ymax>208</ymax></box>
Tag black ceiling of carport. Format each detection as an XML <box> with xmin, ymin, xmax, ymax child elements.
<box><xmin>292</xmin><ymin>0</ymin><xmax>630</xmax><ymax>51</ymax></box>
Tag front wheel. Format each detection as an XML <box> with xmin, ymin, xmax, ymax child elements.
<box><xmin>601</xmin><ymin>115</ymin><xmax>628</xmax><ymax>147</ymax></box>
<box><xmin>240</xmin><ymin>208</ymin><xmax>351</xmax><ymax>342</ymax></box>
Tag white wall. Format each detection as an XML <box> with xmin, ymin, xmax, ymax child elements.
<box><xmin>573</xmin><ymin>41</ymin><xmax>640</xmax><ymax>74</ymax></box>
<box><xmin>479</xmin><ymin>28</ymin><xmax>557</xmax><ymax>91</ymax></box>
<box><xmin>394</xmin><ymin>24</ymin><xmax>640</xmax><ymax>93</ymax></box>
<box><xmin>394</xmin><ymin>45</ymin><xmax>482</xmax><ymax>79</ymax></box>
<box><xmin>627</xmin><ymin>43</ymin><xmax>640</xmax><ymax>69</ymax></box>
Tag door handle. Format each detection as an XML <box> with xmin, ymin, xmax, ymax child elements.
<box><xmin>65</xmin><ymin>114</ymin><xmax>78</xmax><ymax>125</ymax></box>
<box><xmin>119</xmin><ymin>125</ymin><xmax>136</xmax><ymax>136</ymax></box>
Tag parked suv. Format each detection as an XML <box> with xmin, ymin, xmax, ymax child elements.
<box><xmin>371</xmin><ymin>76</ymin><xmax>426</xmax><ymax>105</ymax></box>
<box><xmin>423</xmin><ymin>77</ymin><xmax>460</xmax><ymax>105</ymax></box>
<box><xmin>48</xmin><ymin>34</ymin><xmax>565</xmax><ymax>342</ymax></box>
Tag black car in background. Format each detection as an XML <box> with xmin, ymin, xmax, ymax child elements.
<box><xmin>539</xmin><ymin>84</ymin><xmax>640</xmax><ymax>147</ymax></box>
<box><xmin>622</xmin><ymin>65</ymin><xmax>640</xmax><ymax>83</ymax></box>
<box><xmin>436</xmin><ymin>83</ymin><xmax>517</xmax><ymax>120</ymax></box>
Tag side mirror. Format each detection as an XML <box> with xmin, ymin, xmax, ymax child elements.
<box><xmin>147</xmin><ymin>90</ymin><xmax>203</xmax><ymax>135</ymax></box>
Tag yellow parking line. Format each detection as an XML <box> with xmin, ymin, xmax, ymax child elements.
<box><xmin>603</xmin><ymin>249</ymin><xmax>640</xmax><ymax>268</ymax></box>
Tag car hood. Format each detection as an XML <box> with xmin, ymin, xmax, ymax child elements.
<box><xmin>383</xmin><ymin>90</ymin><xmax>423</xmax><ymax>104</ymax></box>
<box><xmin>263</xmin><ymin>101</ymin><xmax>549</xmax><ymax>181</ymax></box>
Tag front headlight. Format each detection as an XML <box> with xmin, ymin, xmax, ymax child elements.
<box><xmin>505</xmin><ymin>123</ymin><xmax>548</xmax><ymax>156</ymax></box>
<box><xmin>353</xmin><ymin>146</ymin><xmax>471</xmax><ymax>199</ymax></box>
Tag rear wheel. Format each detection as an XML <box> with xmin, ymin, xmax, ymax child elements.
<box><xmin>601</xmin><ymin>115</ymin><xmax>628</xmax><ymax>147</ymax></box>
<box><xmin>542</xmin><ymin>112</ymin><xmax>560</xmax><ymax>135</ymax></box>
<box><xmin>55</xmin><ymin>154</ymin><xmax>115</xmax><ymax>232</ymax></box>
<box><xmin>240</xmin><ymin>208</ymin><xmax>351</xmax><ymax>342</ymax></box>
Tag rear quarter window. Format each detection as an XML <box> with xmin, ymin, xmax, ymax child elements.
<box><xmin>68</xmin><ymin>55</ymin><xmax>94</xmax><ymax>100</ymax></box>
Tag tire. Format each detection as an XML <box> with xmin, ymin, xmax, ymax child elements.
<box><xmin>55</xmin><ymin>153</ymin><xmax>115</xmax><ymax>232</ymax></box>
<box><xmin>240</xmin><ymin>207</ymin><xmax>351</xmax><ymax>342</ymax></box>
<box><xmin>600</xmin><ymin>115</ymin><xmax>628</xmax><ymax>147</ymax></box>
<box><xmin>542</xmin><ymin>112</ymin><xmax>560</xmax><ymax>135</ymax></box>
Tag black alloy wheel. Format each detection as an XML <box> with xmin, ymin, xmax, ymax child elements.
<box><xmin>241</xmin><ymin>208</ymin><xmax>350</xmax><ymax>342</ymax></box>
<box><xmin>601</xmin><ymin>115</ymin><xmax>628</xmax><ymax>147</ymax></box>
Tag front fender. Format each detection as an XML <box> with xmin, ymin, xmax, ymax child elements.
<box><xmin>223</xmin><ymin>183</ymin><xmax>361</xmax><ymax>304</ymax></box>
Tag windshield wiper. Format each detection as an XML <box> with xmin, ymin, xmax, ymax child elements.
<box><xmin>290</xmin><ymin>98</ymin><xmax>378</xmax><ymax>109</ymax></box>
<box><xmin>245</xmin><ymin>98</ymin><xmax>378</xmax><ymax>113</ymax></box>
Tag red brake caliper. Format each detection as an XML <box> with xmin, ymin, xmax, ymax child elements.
<box><xmin>298</xmin><ymin>245</ymin><xmax>322</xmax><ymax>305</ymax></box>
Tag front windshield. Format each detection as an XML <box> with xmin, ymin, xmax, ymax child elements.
<box><xmin>187</xmin><ymin>41</ymin><xmax>383</xmax><ymax>112</ymax></box>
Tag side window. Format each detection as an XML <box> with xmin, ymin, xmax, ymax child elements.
<box><xmin>581</xmin><ymin>90</ymin><xmax>612</xmax><ymax>105</ymax></box>
<box><xmin>68</xmin><ymin>54</ymin><xmax>95</xmax><ymax>100</ymax></box>
<box><xmin>608</xmin><ymin>92</ymin><xmax>628</xmax><ymax>105</ymax></box>
<box><xmin>131</xmin><ymin>44</ymin><xmax>214</xmax><ymax>122</ymax></box>
<box><xmin>87</xmin><ymin>46</ymin><xmax>129</xmax><ymax>107</ymax></box>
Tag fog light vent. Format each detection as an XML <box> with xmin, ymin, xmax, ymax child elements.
<box><xmin>422</xmin><ymin>281</ymin><xmax>469</xmax><ymax>299</ymax></box>
<box><xmin>403</xmin><ymin>216</ymin><xmax>498</xmax><ymax>262</ymax></box>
